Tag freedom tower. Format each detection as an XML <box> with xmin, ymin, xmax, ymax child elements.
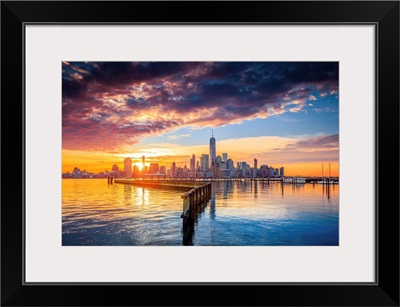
<box><xmin>210</xmin><ymin>129</ymin><xmax>216</xmax><ymax>172</ymax></box>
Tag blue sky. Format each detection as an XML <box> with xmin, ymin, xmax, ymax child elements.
<box><xmin>140</xmin><ymin>92</ymin><xmax>338</xmax><ymax>147</ymax></box>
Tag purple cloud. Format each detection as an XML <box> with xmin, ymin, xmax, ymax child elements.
<box><xmin>62</xmin><ymin>62</ymin><xmax>338</xmax><ymax>151</ymax></box>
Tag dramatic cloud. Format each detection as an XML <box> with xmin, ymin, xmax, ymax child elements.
<box><xmin>62</xmin><ymin>62</ymin><xmax>338</xmax><ymax>151</ymax></box>
<box><xmin>168</xmin><ymin>134</ymin><xmax>191</xmax><ymax>141</ymax></box>
<box><xmin>266</xmin><ymin>134</ymin><xmax>339</xmax><ymax>163</ymax></box>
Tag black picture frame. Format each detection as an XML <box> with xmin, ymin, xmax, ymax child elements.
<box><xmin>1</xmin><ymin>1</ymin><xmax>399</xmax><ymax>306</ymax></box>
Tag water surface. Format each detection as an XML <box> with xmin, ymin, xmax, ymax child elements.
<box><xmin>62</xmin><ymin>179</ymin><xmax>339</xmax><ymax>246</ymax></box>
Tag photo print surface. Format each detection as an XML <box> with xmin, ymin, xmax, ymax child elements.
<box><xmin>62</xmin><ymin>62</ymin><xmax>339</xmax><ymax>246</ymax></box>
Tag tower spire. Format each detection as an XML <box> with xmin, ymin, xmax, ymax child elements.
<box><xmin>212</xmin><ymin>128</ymin><xmax>213</xmax><ymax>138</ymax></box>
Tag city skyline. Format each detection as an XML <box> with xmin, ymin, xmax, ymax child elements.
<box><xmin>62</xmin><ymin>132</ymin><xmax>336</xmax><ymax>179</ymax></box>
<box><xmin>62</xmin><ymin>62</ymin><xmax>339</xmax><ymax>176</ymax></box>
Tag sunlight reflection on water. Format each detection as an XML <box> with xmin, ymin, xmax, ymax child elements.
<box><xmin>62</xmin><ymin>179</ymin><xmax>339</xmax><ymax>246</ymax></box>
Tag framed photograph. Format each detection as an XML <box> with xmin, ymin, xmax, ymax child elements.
<box><xmin>2</xmin><ymin>1</ymin><xmax>399</xmax><ymax>306</ymax></box>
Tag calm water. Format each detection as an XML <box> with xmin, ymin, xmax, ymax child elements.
<box><xmin>62</xmin><ymin>179</ymin><xmax>339</xmax><ymax>246</ymax></box>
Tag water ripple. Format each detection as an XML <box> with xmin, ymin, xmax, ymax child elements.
<box><xmin>62</xmin><ymin>179</ymin><xmax>339</xmax><ymax>246</ymax></box>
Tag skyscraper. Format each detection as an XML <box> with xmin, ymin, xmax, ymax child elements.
<box><xmin>142</xmin><ymin>156</ymin><xmax>145</xmax><ymax>169</ymax></box>
<box><xmin>148</xmin><ymin>163</ymin><xmax>159</xmax><ymax>174</ymax></box>
<box><xmin>171</xmin><ymin>162</ymin><xmax>176</xmax><ymax>177</ymax></box>
<box><xmin>190</xmin><ymin>154</ymin><xmax>195</xmax><ymax>171</ymax></box>
<box><xmin>268</xmin><ymin>166</ymin><xmax>274</xmax><ymax>177</ymax></box>
<box><xmin>210</xmin><ymin>130</ymin><xmax>216</xmax><ymax>171</ymax></box>
<box><xmin>201</xmin><ymin>154</ymin><xmax>209</xmax><ymax>172</ymax></box>
<box><xmin>227</xmin><ymin>159</ymin><xmax>235</xmax><ymax>177</ymax></box>
<box><xmin>222</xmin><ymin>153</ymin><xmax>228</xmax><ymax>162</ymax></box>
<box><xmin>124</xmin><ymin>158</ymin><xmax>132</xmax><ymax>178</ymax></box>
<box><xmin>159</xmin><ymin>166</ymin><xmax>166</xmax><ymax>175</ymax></box>
<box><xmin>132</xmin><ymin>165</ymin><xmax>141</xmax><ymax>177</ymax></box>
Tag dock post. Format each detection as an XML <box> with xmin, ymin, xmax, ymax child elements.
<box><xmin>182</xmin><ymin>194</ymin><xmax>189</xmax><ymax>222</ymax></box>
<box><xmin>190</xmin><ymin>193</ymin><xmax>196</xmax><ymax>219</ymax></box>
<box><xmin>198</xmin><ymin>188</ymin><xmax>201</xmax><ymax>204</ymax></box>
<box><xmin>189</xmin><ymin>193</ymin><xmax>193</xmax><ymax>218</ymax></box>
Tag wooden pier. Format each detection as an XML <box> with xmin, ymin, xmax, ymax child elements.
<box><xmin>114</xmin><ymin>178</ymin><xmax>203</xmax><ymax>191</ymax></box>
<box><xmin>114</xmin><ymin>179</ymin><xmax>212</xmax><ymax>227</ymax></box>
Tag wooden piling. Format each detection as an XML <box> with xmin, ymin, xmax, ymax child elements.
<box><xmin>180</xmin><ymin>183</ymin><xmax>212</xmax><ymax>226</ymax></box>
<box><xmin>200</xmin><ymin>189</ymin><xmax>202</xmax><ymax>204</ymax></box>
<box><xmin>181</xmin><ymin>194</ymin><xmax>190</xmax><ymax>224</ymax></box>
<box><xmin>198</xmin><ymin>187</ymin><xmax>201</xmax><ymax>202</ymax></box>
